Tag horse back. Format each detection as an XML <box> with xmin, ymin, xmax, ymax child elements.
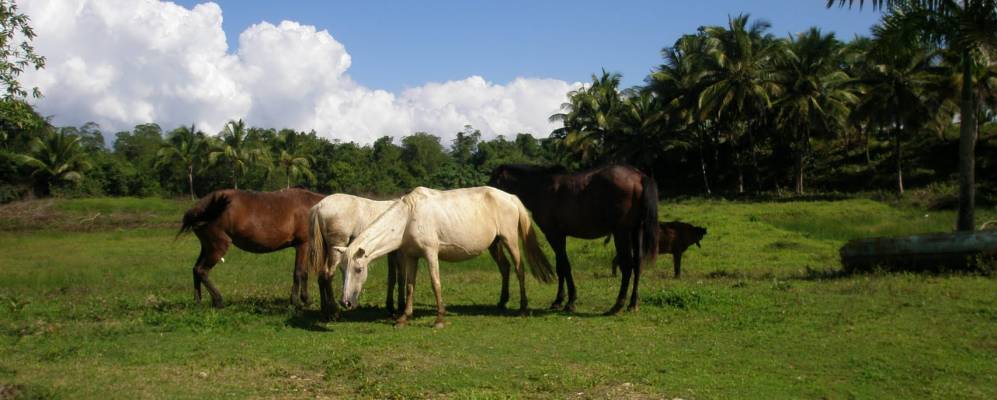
<box><xmin>216</xmin><ymin>189</ymin><xmax>323</xmax><ymax>252</ymax></box>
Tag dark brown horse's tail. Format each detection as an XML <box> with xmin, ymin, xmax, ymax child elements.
<box><xmin>176</xmin><ymin>191</ymin><xmax>230</xmax><ymax>239</ymax></box>
<box><xmin>638</xmin><ymin>173</ymin><xmax>660</xmax><ymax>267</ymax></box>
<box><xmin>516</xmin><ymin>199</ymin><xmax>555</xmax><ymax>284</ymax></box>
<box><xmin>307</xmin><ymin>205</ymin><xmax>326</xmax><ymax>276</ymax></box>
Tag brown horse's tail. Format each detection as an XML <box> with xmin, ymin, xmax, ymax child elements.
<box><xmin>307</xmin><ymin>205</ymin><xmax>326</xmax><ymax>277</ymax></box>
<box><xmin>176</xmin><ymin>191</ymin><xmax>230</xmax><ymax>239</ymax></box>
<box><xmin>638</xmin><ymin>173</ymin><xmax>660</xmax><ymax>267</ymax></box>
<box><xmin>516</xmin><ymin>199</ymin><xmax>555</xmax><ymax>283</ymax></box>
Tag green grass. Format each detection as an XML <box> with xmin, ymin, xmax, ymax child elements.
<box><xmin>0</xmin><ymin>197</ymin><xmax>994</xmax><ymax>399</ymax></box>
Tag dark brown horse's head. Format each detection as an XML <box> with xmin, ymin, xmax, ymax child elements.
<box><xmin>488</xmin><ymin>164</ymin><xmax>568</xmax><ymax>193</ymax></box>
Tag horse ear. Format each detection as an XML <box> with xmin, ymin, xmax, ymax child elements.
<box><xmin>332</xmin><ymin>246</ymin><xmax>346</xmax><ymax>254</ymax></box>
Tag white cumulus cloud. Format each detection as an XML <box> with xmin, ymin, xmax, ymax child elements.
<box><xmin>20</xmin><ymin>0</ymin><xmax>580</xmax><ymax>144</ymax></box>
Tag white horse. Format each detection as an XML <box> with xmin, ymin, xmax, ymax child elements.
<box><xmin>307</xmin><ymin>193</ymin><xmax>402</xmax><ymax>320</ymax></box>
<box><xmin>335</xmin><ymin>186</ymin><xmax>555</xmax><ymax>328</ymax></box>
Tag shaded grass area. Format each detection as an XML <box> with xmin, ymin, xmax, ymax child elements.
<box><xmin>0</xmin><ymin>197</ymin><xmax>994</xmax><ymax>398</ymax></box>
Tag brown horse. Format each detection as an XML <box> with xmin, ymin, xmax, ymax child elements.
<box><xmin>177</xmin><ymin>188</ymin><xmax>324</xmax><ymax>308</ymax></box>
<box><xmin>610</xmin><ymin>221</ymin><xmax>707</xmax><ymax>278</ymax></box>
<box><xmin>489</xmin><ymin>164</ymin><xmax>659</xmax><ymax>314</ymax></box>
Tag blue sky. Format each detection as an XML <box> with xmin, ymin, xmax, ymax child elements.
<box><xmin>172</xmin><ymin>0</ymin><xmax>884</xmax><ymax>92</ymax></box>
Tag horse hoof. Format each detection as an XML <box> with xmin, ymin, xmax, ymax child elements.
<box><xmin>518</xmin><ymin>309</ymin><xmax>529</xmax><ymax>317</ymax></box>
<box><xmin>496</xmin><ymin>303</ymin><xmax>508</xmax><ymax>310</ymax></box>
<box><xmin>627</xmin><ymin>304</ymin><xmax>639</xmax><ymax>313</ymax></box>
<box><xmin>394</xmin><ymin>318</ymin><xmax>409</xmax><ymax>328</ymax></box>
<box><xmin>433</xmin><ymin>320</ymin><xmax>446</xmax><ymax>329</ymax></box>
<box><xmin>549</xmin><ymin>302</ymin><xmax>563</xmax><ymax>311</ymax></box>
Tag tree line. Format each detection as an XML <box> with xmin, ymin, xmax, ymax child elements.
<box><xmin>0</xmin><ymin>0</ymin><xmax>994</xmax><ymax>229</ymax></box>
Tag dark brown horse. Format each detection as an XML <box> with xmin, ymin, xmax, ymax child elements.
<box><xmin>177</xmin><ymin>188</ymin><xmax>324</xmax><ymax>308</ymax></box>
<box><xmin>489</xmin><ymin>164</ymin><xmax>659</xmax><ymax>314</ymax></box>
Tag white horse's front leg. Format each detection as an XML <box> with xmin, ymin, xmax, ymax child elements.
<box><xmin>425</xmin><ymin>250</ymin><xmax>445</xmax><ymax>329</ymax></box>
<box><xmin>395</xmin><ymin>255</ymin><xmax>418</xmax><ymax>327</ymax></box>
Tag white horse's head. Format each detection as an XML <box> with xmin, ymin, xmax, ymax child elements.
<box><xmin>334</xmin><ymin>246</ymin><xmax>370</xmax><ymax>309</ymax></box>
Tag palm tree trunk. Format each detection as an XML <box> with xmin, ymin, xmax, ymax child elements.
<box><xmin>795</xmin><ymin>129</ymin><xmax>807</xmax><ymax>195</ymax></box>
<box><xmin>698</xmin><ymin>131</ymin><xmax>711</xmax><ymax>196</ymax></box>
<box><xmin>286</xmin><ymin>169</ymin><xmax>291</xmax><ymax>189</ymax></box>
<box><xmin>188</xmin><ymin>166</ymin><xmax>195</xmax><ymax>201</ymax></box>
<box><xmin>895</xmin><ymin>121</ymin><xmax>904</xmax><ymax>195</ymax></box>
<box><xmin>956</xmin><ymin>51</ymin><xmax>977</xmax><ymax>231</ymax></box>
<box><xmin>747</xmin><ymin>125</ymin><xmax>760</xmax><ymax>191</ymax></box>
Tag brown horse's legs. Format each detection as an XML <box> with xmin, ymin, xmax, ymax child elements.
<box><xmin>192</xmin><ymin>252</ymin><xmax>206</xmax><ymax>303</ymax></box>
<box><xmin>488</xmin><ymin>242</ymin><xmax>511</xmax><ymax>310</ymax></box>
<box><xmin>290</xmin><ymin>244</ymin><xmax>310</xmax><ymax>308</ymax></box>
<box><xmin>196</xmin><ymin>261</ymin><xmax>224</xmax><ymax>308</ymax></box>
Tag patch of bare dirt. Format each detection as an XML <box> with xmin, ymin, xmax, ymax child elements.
<box><xmin>0</xmin><ymin>199</ymin><xmax>176</xmax><ymax>232</ymax></box>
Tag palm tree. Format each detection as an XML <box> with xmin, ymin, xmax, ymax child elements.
<box><xmin>852</xmin><ymin>23</ymin><xmax>938</xmax><ymax>194</ymax></box>
<box><xmin>156</xmin><ymin>124</ymin><xmax>207</xmax><ymax>200</ymax></box>
<box><xmin>773</xmin><ymin>28</ymin><xmax>858</xmax><ymax>194</ymax></box>
<box><xmin>651</xmin><ymin>33</ymin><xmax>715</xmax><ymax>194</ymax></box>
<box><xmin>698</xmin><ymin>14</ymin><xmax>782</xmax><ymax>192</ymax></box>
<box><xmin>829</xmin><ymin>0</ymin><xmax>997</xmax><ymax>229</ymax></box>
<box><xmin>549</xmin><ymin>70</ymin><xmax>626</xmax><ymax>166</ymax></box>
<box><xmin>15</xmin><ymin>129</ymin><xmax>91</xmax><ymax>197</ymax></box>
<box><xmin>271</xmin><ymin>130</ymin><xmax>315</xmax><ymax>189</ymax></box>
<box><xmin>208</xmin><ymin>119</ymin><xmax>269</xmax><ymax>190</ymax></box>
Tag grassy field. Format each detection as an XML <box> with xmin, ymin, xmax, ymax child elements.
<box><xmin>0</xmin><ymin>196</ymin><xmax>995</xmax><ymax>399</ymax></box>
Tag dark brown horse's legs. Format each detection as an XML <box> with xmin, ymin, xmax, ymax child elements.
<box><xmin>673</xmin><ymin>253</ymin><xmax>682</xmax><ymax>278</ymax></box>
<box><xmin>628</xmin><ymin>265</ymin><xmax>640</xmax><ymax>311</ymax></box>
<box><xmin>488</xmin><ymin>243</ymin><xmax>511</xmax><ymax>309</ymax></box>
<box><xmin>608</xmin><ymin>265</ymin><xmax>632</xmax><ymax>315</ymax></box>
<box><xmin>548</xmin><ymin>234</ymin><xmax>575</xmax><ymax>312</ymax></box>
<box><xmin>386</xmin><ymin>253</ymin><xmax>407</xmax><ymax>317</ymax></box>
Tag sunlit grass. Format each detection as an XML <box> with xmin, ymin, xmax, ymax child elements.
<box><xmin>0</xmin><ymin>197</ymin><xmax>994</xmax><ymax>398</ymax></box>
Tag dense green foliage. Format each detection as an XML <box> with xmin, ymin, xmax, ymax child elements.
<box><xmin>0</xmin><ymin>197</ymin><xmax>993</xmax><ymax>398</ymax></box>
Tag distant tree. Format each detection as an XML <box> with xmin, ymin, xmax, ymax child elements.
<box><xmin>0</xmin><ymin>0</ymin><xmax>45</xmax><ymax>100</ymax></box>
<box><xmin>400</xmin><ymin>132</ymin><xmax>446</xmax><ymax>186</ymax></box>
<box><xmin>156</xmin><ymin>124</ymin><xmax>208</xmax><ymax>200</ymax></box>
<box><xmin>15</xmin><ymin>129</ymin><xmax>91</xmax><ymax>197</ymax></box>
<box><xmin>272</xmin><ymin>130</ymin><xmax>315</xmax><ymax>189</ymax></box>
<box><xmin>773</xmin><ymin>28</ymin><xmax>857</xmax><ymax>194</ymax></box>
<box><xmin>698</xmin><ymin>14</ymin><xmax>782</xmax><ymax>192</ymax></box>
<box><xmin>208</xmin><ymin>119</ymin><xmax>269</xmax><ymax>190</ymax></box>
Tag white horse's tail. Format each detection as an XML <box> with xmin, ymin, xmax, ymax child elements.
<box><xmin>517</xmin><ymin>200</ymin><xmax>555</xmax><ymax>283</ymax></box>
<box><xmin>307</xmin><ymin>206</ymin><xmax>326</xmax><ymax>277</ymax></box>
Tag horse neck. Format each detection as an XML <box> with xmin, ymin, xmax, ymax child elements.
<box><xmin>511</xmin><ymin>175</ymin><xmax>556</xmax><ymax>209</ymax></box>
<box><xmin>350</xmin><ymin>201</ymin><xmax>408</xmax><ymax>260</ymax></box>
